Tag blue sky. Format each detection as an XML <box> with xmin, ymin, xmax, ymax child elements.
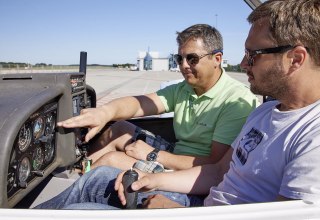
<box><xmin>0</xmin><ymin>0</ymin><xmax>253</xmax><ymax>65</ymax></box>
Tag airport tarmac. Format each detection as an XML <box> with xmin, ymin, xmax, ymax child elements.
<box><xmin>84</xmin><ymin>69</ymin><xmax>260</xmax><ymax>107</ymax></box>
<box><xmin>0</xmin><ymin>67</ymin><xmax>261</xmax><ymax>105</ymax></box>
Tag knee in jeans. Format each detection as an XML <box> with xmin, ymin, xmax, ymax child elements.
<box><xmin>80</xmin><ymin>166</ymin><xmax>121</xmax><ymax>188</ymax></box>
<box><xmin>93</xmin><ymin>166</ymin><xmax>116</xmax><ymax>174</ymax></box>
<box><xmin>89</xmin><ymin>166</ymin><xmax>120</xmax><ymax>180</ymax></box>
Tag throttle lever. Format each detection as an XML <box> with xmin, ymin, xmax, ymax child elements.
<box><xmin>122</xmin><ymin>168</ymin><xmax>139</xmax><ymax>209</ymax></box>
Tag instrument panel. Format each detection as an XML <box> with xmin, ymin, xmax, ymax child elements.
<box><xmin>0</xmin><ymin>52</ymin><xmax>97</xmax><ymax>208</ymax></box>
<box><xmin>7</xmin><ymin>102</ymin><xmax>57</xmax><ymax>199</ymax></box>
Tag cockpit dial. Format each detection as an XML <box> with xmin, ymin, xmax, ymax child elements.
<box><xmin>32</xmin><ymin>147</ymin><xmax>44</xmax><ymax>170</ymax></box>
<box><xmin>45</xmin><ymin>113</ymin><xmax>56</xmax><ymax>136</ymax></box>
<box><xmin>33</xmin><ymin>116</ymin><xmax>45</xmax><ymax>140</ymax></box>
<box><xmin>18</xmin><ymin>124</ymin><xmax>32</xmax><ymax>152</ymax></box>
<box><xmin>44</xmin><ymin>141</ymin><xmax>55</xmax><ymax>163</ymax></box>
<box><xmin>18</xmin><ymin>157</ymin><xmax>31</xmax><ymax>184</ymax></box>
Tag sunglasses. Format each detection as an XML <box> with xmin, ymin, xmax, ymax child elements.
<box><xmin>245</xmin><ymin>45</ymin><xmax>294</xmax><ymax>66</ymax></box>
<box><xmin>174</xmin><ymin>49</ymin><xmax>223</xmax><ymax>66</ymax></box>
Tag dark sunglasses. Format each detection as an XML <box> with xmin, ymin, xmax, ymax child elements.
<box><xmin>174</xmin><ymin>49</ymin><xmax>223</xmax><ymax>66</ymax></box>
<box><xmin>245</xmin><ymin>45</ymin><xmax>295</xmax><ymax>66</ymax></box>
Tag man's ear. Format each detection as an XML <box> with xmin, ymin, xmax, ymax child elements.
<box><xmin>214</xmin><ymin>52</ymin><xmax>223</xmax><ymax>63</ymax></box>
<box><xmin>288</xmin><ymin>46</ymin><xmax>307</xmax><ymax>71</ymax></box>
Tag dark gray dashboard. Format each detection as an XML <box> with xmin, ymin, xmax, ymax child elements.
<box><xmin>0</xmin><ymin>65</ymin><xmax>95</xmax><ymax>208</ymax></box>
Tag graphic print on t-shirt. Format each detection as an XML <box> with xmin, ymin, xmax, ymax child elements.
<box><xmin>236</xmin><ymin>127</ymin><xmax>264</xmax><ymax>165</ymax></box>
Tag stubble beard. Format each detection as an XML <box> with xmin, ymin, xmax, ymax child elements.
<box><xmin>249</xmin><ymin>61</ymin><xmax>289</xmax><ymax>99</ymax></box>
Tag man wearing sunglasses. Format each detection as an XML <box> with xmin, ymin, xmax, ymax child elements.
<box><xmin>36</xmin><ymin>0</ymin><xmax>320</xmax><ymax>210</ymax></box>
<box><xmin>57</xmin><ymin>24</ymin><xmax>258</xmax><ymax>173</ymax></box>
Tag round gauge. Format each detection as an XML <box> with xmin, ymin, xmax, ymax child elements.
<box><xmin>18</xmin><ymin>124</ymin><xmax>32</xmax><ymax>152</ymax></box>
<box><xmin>32</xmin><ymin>147</ymin><xmax>44</xmax><ymax>170</ymax></box>
<box><xmin>7</xmin><ymin>167</ymin><xmax>16</xmax><ymax>195</ymax></box>
<box><xmin>18</xmin><ymin>157</ymin><xmax>31</xmax><ymax>183</ymax></box>
<box><xmin>44</xmin><ymin>141</ymin><xmax>55</xmax><ymax>163</ymax></box>
<box><xmin>45</xmin><ymin>113</ymin><xmax>56</xmax><ymax>135</ymax></box>
<box><xmin>33</xmin><ymin>116</ymin><xmax>45</xmax><ymax>140</ymax></box>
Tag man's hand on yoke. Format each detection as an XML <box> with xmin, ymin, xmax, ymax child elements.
<box><xmin>115</xmin><ymin>169</ymin><xmax>159</xmax><ymax>206</ymax></box>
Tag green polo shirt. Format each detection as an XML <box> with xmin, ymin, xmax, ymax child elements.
<box><xmin>156</xmin><ymin>69</ymin><xmax>259</xmax><ymax>156</ymax></box>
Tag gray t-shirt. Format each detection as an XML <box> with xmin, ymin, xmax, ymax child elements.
<box><xmin>205</xmin><ymin>100</ymin><xmax>320</xmax><ymax>205</ymax></box>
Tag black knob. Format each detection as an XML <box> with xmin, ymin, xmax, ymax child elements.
<box><xmin>122</xmin><ymin>169</ymin><xmax>139</xmax><ymax>209</ymax></box>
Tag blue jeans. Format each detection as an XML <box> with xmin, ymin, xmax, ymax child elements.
<box><xmin>35</xmin><ymin>166</ymin><xmax>204</xmax><ymax>209</ymax></box>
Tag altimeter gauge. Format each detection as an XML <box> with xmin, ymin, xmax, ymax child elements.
<box><xmin>18</xmin><ymin>124</ymin><xmax>32</xmax><ymax>152</ymax></box>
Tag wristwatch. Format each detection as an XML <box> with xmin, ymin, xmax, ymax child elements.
<box><xmin>146</xmin><ymin>148</ymin><xmax>160</xmax><ymax>162</ymax></box>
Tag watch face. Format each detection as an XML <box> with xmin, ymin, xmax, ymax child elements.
<box><xmin>147</xmin><ymin>152</ymin><xmax>157</xmax><ymax>161</ymax></box>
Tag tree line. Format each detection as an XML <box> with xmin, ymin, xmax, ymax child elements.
<box><xmin>0</xmin><ymin>62</ymin><xmax>136</xmax><ymax>69</ymax></box>
<box><xmin>1</xmin><ymin>61</ymin><xmax>244</xmax><ymax>72</ymax></box>
<box><xmin>224</xmin><ymin>64</ymin><xmax>245</xmax><ymax>73</ymax></box>
<box><xmin>0</xmin><ymin>62</ymin><xmax>53</xmax><ymax>68</ymax></box>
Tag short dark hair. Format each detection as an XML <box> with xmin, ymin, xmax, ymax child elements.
<box><xmin>176</xmin><ymin>24</ymin><xmax>223</xmax><ymax>53</ymax></box>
